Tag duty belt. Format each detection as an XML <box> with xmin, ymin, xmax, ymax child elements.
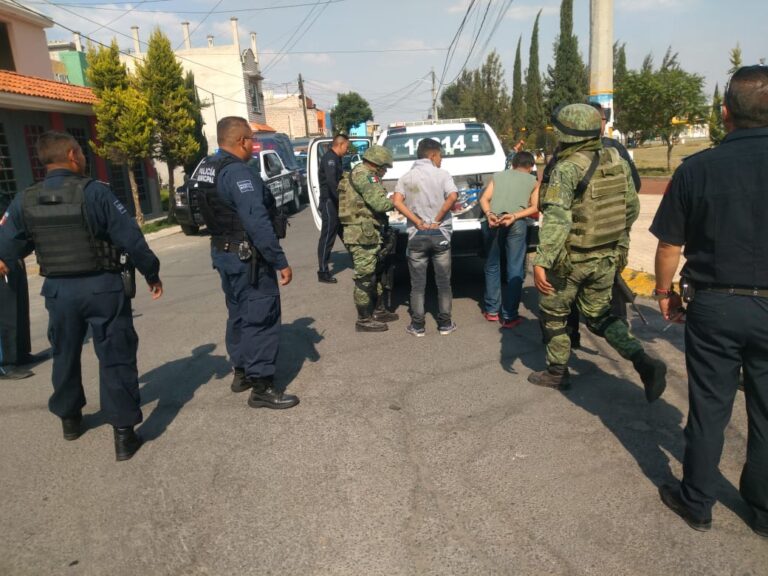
<box><xmin>698</xmin><ymin>284</ymin><xmax>768</xmax><ymax>298</ymax></box>
<box><xmin>211</xmin><ymin>236</ymin><xmax>247</xmax><ymax>252</ymax></box>
<box><xmin>569</xmin><ymin>241</ymin><xmax>618</xmax><ymax>253</ymax></box>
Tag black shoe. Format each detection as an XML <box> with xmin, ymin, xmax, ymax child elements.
<box><xmin>0</xmin><ymin>365</ymin><xmax>34</xmax><ymax>380</ymax></box>
<box><xmin>355</xmin><ymin>317</ymin><xmax>388</xmax><ymax>332</ymax></box>
<box><xmin>632</xmin><ymin>351</ymin><xmax>667</xmax><ymax>403</ymax></box>
<box><xmin>231</xmin><ymin>367</ymin><xmax>251</xmax><ymax>393</ymax></box>
<box><xmin>528</xmin><ymin>365</ymin><xmax>570</xmax><ymax>390</ymax></box>
<box><xmin>247</xmin><ymin>379</ymin><xmax>299</xmax><ymax>410</ymax></box>
<box><xmin>372</xmin><ymin>308</ymin><xmax>399</xmax><ymax>323</ymax></box>
<box><xmin>754</xmin><ymin>523</ymin><xmax>768</xmax><ymax>539</ymax></box>
<box><xmin>659</xmin><ymin>485</ymin><xmax>712</xmax><ymax>532</ymax></box>
<box><xmin>114</xmin><ymin>426</ymin><xmax>142</xmax><ymax>461</ymax></box>
<box><xmin>317</xmin><ymin>271</ymin><xmax>338</xmax><ymax>284</ymax></box>
<box><xmin>18</xmin><ymin>352</ymin><xmax>50</xmax><ymax>366</ymax></box>
<box><xmin>62</xmin><ymin>412</ymin><xmax>83</xmax><ymax>441</ymax></box>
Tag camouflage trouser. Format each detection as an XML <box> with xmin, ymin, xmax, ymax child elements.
<box><xmin>540</xmin><ymin>254</ymin><xmax>643</xmax><ymax>366</ymax></box>
<box><xmin>347</xmin><ymin>243</ymin><xmax>383</xmax><ymax>313</ymax></box>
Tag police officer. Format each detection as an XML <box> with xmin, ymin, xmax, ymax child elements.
<box><xmin>338</xmin><ymin>144</ymin><xmax>399</xmax><ymax>332</ymax></box>
<box><xmin>0</xmin><ymin>131</ymin><xmax>163</xmax><ymax>461</ymax></box>
<box><xmin>652</xmin><ymin>66</ymin><xmax>768</xmax><ymax>537</ymax></box>
<box><xmin>317</xmin><ymin>133</ymin><xmax>349</xmax><ymax>283</ymax></box>
<box><xmin>529</xmin><ymin>103</ymin><xmax>666</xmax><ymax>400</ymax></box>
<box><xmin>0</xmin><ymin>189</ymin><xmax>34</xmax><ymax>380</ymax></box>
<box><xmin>190</xmin><ymin>116</ymin><xmax>298</xmax><ymax>409</ymax></box>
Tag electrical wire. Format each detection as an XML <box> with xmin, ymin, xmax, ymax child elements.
<box><xmin>87</xmin><ymin>0</ymin><xmax>150</xmax><ymax>36</ymax></box>
<box><xmin>262</xmin><ymin>0</ymin><xmax>332</xmax><ymax>74</ymax></box>
<box><xmin>173</xmin><ymin>0</ymin><xmax>224</xmax><ymax>51</ymax></box>
<box><xmin>28</xmin><ymin>0</ymin><xmax>346</xmax><ymax>12</ymax></box>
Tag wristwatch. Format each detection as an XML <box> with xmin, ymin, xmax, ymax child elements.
<box><xmin>652</xmin><ymin>287</ymin><xmax>674</xmax><ymax>300</ymax></box>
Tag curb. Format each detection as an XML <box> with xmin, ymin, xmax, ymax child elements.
<box><xmin>622</xmin><ymin>268</ymin><xmax>656</xmax><ymax>298</ymax></box>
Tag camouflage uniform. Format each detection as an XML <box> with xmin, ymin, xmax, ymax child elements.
<box><xmin>338</xmin><ymin>145</ymin><xmax>395</xmax><ymax>331</ymax></box>
<box><xmin>530</xmin><ymin>103</ymin><xmax>666</xmax><ymax>401</ymax></box>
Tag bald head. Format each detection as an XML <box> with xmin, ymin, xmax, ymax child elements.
<box><xmin>217</xmin><ymin>116</ymin><xmax>252</xmax><ymax>146</ymax></box>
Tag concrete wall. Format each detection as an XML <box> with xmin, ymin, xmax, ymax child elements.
<box><xmin>1</xmin><ymin>15</ymin><xmax>53</xmax><ymax>78</ymax></box>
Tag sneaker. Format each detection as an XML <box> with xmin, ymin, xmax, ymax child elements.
<box><xmin>501</xmin><ymin>317</ymin><xmax>523</xmax><ymax>329</ymax></box>
<box><xmin>405</xmin><ymin>324</ymin><xmax>425</xmax><ymax>337</ymax></box>
<box><xmin>482</xmin><ymin>311</ymin><xmax>500</xmax><ymax>322</ymax></box>
<box><xmin>438</xmin><ymin>322</ymin><xmax>457</xmax><ymax>336</ymax></box>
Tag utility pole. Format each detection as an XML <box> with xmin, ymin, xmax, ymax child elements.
<box><xmin>431</xmin><ymin>68</ymin><xmax>439</xmax><ymax>121</ymax></box>
<box><xmin>298</xmin><ymin>73</ymin><xmax>310</xmax><ymax>137</ymax></box>
<box><xmin>589</xmin><ymin>0</ymin><xmax>614</xmax><ymax>130</ymax></box>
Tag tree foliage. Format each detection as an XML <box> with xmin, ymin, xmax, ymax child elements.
<box><xmin>729</xmin><ymin>43</ymin><xmax>743</xmax><ymax>75</ymax></box>
<box><xmin>524</xmin><ymin>10</ymin><xmax>546</xmax><ymax>148</ymax></box>
<box><xmin>86</xmin><ymin>41</ymin><xmax>153</xmax><ymax>225</ymax></box>
<box><xmin>709</xmin><ymin>83</ymin><xmax>726</xmax><ymax>146</ymax></box>
<box><xmin>330</xmin><ymin>92</ymin><xmax>373</xmax><ymax>133</ymax></box>
<box><xmin>511</xmin><ymin>36</ymin><xmax>525</xmax><ymax>142</ymax></box>
<box><xmin>183</xmin><ymin>71</ymin><xmax>208</xmax><ymax>176</ymax></box>
<box><xmin>614</xmin><ymin>48</ymin><xmax>705</xmax><ymax>171</ymax></box>
<box><xmin>614</xmin><ymin>41</ymin><xmax>628</xmax><ymax>86</ymax></box>
<box><xmin>135</xmin><ymin>28</ymin><xmax>198</xmax><ymax>216</ymax></box>
<box><xmin>545</xmin><ymin>0</ymin><xmax>586</xmax><ymax>114</ymax></box>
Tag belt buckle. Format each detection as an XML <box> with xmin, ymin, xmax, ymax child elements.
<box><xmin>753</xmin><ymin>288</ymin><xmax>760</xmax><ymax>297</ymax></box>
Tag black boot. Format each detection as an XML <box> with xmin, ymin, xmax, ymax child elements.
<box><xmin>356</xmin><ymin>317</ymin><xmax>388</xmax><ymax>332</ymax></box>
<box><xmin>317</xmin><ymin>270</ymin><xmax>338</xmax><ymax>284</ymax></box>
<box><xmin>247</xmin><ymin>378</ymin><xmax>299</xmax><ymax>410</ymax></box>
<box><xmin>114</xmin><ymin>426</ymin><xmax>142</xmax><ymax>461</ymax></box>
<box><xmin>231</xmin><ymin>367</ymin><xmax>251</xmax><ymax>393</ymax></box>
<box><xmin>61</xmin><ymin>412</ymin><xmax>83</xmax><ymax>441</ymax></box>
<box><xmin>528</xmin><ymin>365</ymin><xmax>570</xmax><ymax>390</ymax></box>
<box><xmin>0</xmin><ymin>365</ymin><xmax>34</xmax><ymax>380</ymax></box>
<box><xmin>632</xmin><ymin>351</ymin><xmax>667</xmax><ymax>403</ymax></box>
<box><xmin>373</xmin><ymin>295</ymin><xmax>399</xmax><ymax>322</ymax></box>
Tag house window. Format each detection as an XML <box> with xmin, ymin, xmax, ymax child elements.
<box><xmin>0</xmin><ymin>122</ymin><xmax>17</xmax><ymax>194</ymax></box>
<box><xmin>23</xmin><ymin>125</ymin><xmax>46</xmax><ymax>182</ymax></box>
<box><xmin>0</xmin><ymin>23</ymin><xmax>15</xmax><ymax>72</ymax></box>
<box><xmin>249</xmin><ymin>82</ymin><xmax>262</xmax><ymax>114</ymax></box>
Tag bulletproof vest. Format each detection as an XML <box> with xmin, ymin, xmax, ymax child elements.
<box><xmin>338</xmin><ymin>165</ymin><xmax>380</xmax><ymax>226</ymax></box>
<box><xmin>190</xmin><ymin>154</ymin><xmax>246</xmax><ymax>239</ymax></box>
<box><xmin>21</xmin><ymin>177</ymin><xmax>121</xmax><ymax>277</ymax></box>
<box><xmin>566</xmin><ymin>148</ymin><xmax>627</xmax><ymax>250</ymax></box>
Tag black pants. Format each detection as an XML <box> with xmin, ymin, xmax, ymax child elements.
<box><xmin>317</xmin><ymin>198</ymin><xmax>343</xmax><ymax>273</ymax></box>
<box><xmin>0</xmin><ymin>259</ymin><xmax>31</xmax><ymax>366</ymax></box>
<box><xmin>680</xmin><ymin>290</ymin><xmax>768</xmax><ymax>528</ymax></box>
<box><xmin>567</xmin><ymin>280</ymin><xmax>627</xmax><ymax>335</ymax></box>
<box><xmin>42</xmin><ymin>274</ymin><xmax>141</xmax><ymax>428</ymax></box>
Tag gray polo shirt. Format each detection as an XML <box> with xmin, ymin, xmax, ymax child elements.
<box><xmin>394</xmin><ymin>159</ymin><xmax>458</xmax><ymax>240</ymax></box>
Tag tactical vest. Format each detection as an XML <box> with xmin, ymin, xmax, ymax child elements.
<box><xmin>21</xmin><ymin>177</ymin><xmax>121</xmax><ymax>277</ymax></box>
<box><xmin>566</xmin><ymin>148</ymin><xmax>627</xmax><ymax>250</ymax></box>
<box><xmin>190</xmin><ymin>154</ymin><xmax>247</xmax><ymax>239</ymax></box>
<box><xmin>338</xmin><ymin>166</ymin><xmax>387</xmax><ymax>225</ymax></box>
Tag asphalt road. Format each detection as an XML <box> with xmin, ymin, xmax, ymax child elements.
<box><xmin>1</xmin><ymin>207</ymin><xmax>765</xmax><ymax>576</ymax></box>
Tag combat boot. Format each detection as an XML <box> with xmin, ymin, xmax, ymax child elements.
<box><xmin>356</xmin><ymin>317</ymin><xmax>388</xmax><ymax>332</ymax></box>
<box><xmin>247</xmin><ymin>377</ymin><xmax>299</xmax><ymax>410</ymax></box>
<box><xmin>114</xmin><ymin>426</ymin><xmax>142</xmax><ymax>461</ymax></box>
<box><xmin>231</xmin><ymin>367</ymin><xmax>251</xmax><ymax>393</ymax></box>
<box><xmin>632</xmin><ymin>351</ymin><xmax>667</xmax><ymax>403</ymax></box>
<box><xmin>528</xmin><ymin>365</ymin><xmax>570</xmax><ymax>390</ymax></box>
<box><xmin>373</xmin><ymin>307</ymin><xmax>399</xmax><ymax>323</ymax></box>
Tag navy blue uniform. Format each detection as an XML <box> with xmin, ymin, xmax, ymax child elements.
<box><xmin>0</xmin><ymin>193</ymin><xmax>31</xmax><ymax>368</ymax></box>
<box><xmin>0</xmin><ymin>170</ymin><xmax>160</xmax><ymax>427</ymax></box>
<box><xmin>651</xmin><ymin>127</ymin><xmax>768</xmax><ymax>531</ymax></box>
<box><xmin>212</xmin><ymin>152</ymin><xmax>288</xmax><ymax>379</ymax></box>
<box><xmin>317</xmin><ymin>148</ymin><xmax>344</xmax><ymax>273</ymax></box>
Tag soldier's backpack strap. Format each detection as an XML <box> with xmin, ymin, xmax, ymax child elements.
<box><xmin>574</xmin><ymin>152</ymin><xmax>600</xmax><ymax>198</ymax></box>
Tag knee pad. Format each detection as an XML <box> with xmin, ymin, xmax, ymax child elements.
<box><xmin>586</xmin><ymin>312</ymin><xmax>623</xmax><ymax>337</ymax></box>
<box><xmin>355</xmin><ymin>274</ymin><xmax>375</xmax><ymax>294</ymax></box>
<box><xmin>539</xmin><ymin>311</ymin><xmax>569</xmax><ymax>345</ymax></box>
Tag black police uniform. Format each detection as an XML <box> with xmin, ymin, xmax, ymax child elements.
<box><xmin>0</xmin><ymin>191</ymin><xmax>32</xmax><ymax>374</ymax></box>
<box><xmin>193</xmin><ymin>151</ymin><xmax>288</xmax><ymax>383</ymax></box>
<box><xmin>317</xmin><ymin>148</ymin><xmax>344</xmax><ymax>275</ymax></box>
<box><xmin>0</xmin><ymin>170</ymin><xmax>160</xmax><ymax>427</ymax></box>
<box><xmin>650</xmin><ymin>126</ymin><xmax>768</xmax><ymax>531</ymax></box>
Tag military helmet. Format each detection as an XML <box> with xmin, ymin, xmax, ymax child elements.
<box><xmin>362</xmin><ymin>144</ymin><xmax>394</xmax><ymax>168</ymax></box>
<box><xmin>551</xmin><ymin>103</ymin><xmax>602</xmax><ymax>144</ymax></box>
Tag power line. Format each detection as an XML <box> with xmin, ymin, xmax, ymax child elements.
<box><xmin>444</xmin><ymin>0</ymin><xmax>493</xmax><ymax>86</ymax></box>
<box><xmin>263</xmin><ymin>0</ymin><xmax>332</xmax><ymax>74</ymax></box>
<box><xmin>28</xmin><ymin>0</ymin><xmax>346</xmax><ymax>12</ymax></box>
<box><xmin>173</xmin><ymin>0</ymin><xmax>224</xmax><ymax>51</ymax></box>
<box><xmin>87</xmin><ymin>0</ymin><xmax>150</xmax><ymax>36</ymax></box>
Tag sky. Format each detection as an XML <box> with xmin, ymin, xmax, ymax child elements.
<box><xmin>30</xmin><ymin>0</ymin><xmax>768</xmax><ymax>127</ymax></box>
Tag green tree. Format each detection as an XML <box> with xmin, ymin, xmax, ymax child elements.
<box><xmin>614</xmin><ymin>53</ymin><xmax>705</xmax><ymax>171</ymax></box>
<box><xmin>183</xmin><ymin>71</ymin><xmax>208</xmax><ymax>176</ymax></box>
<box><xmin>525</xmin><ymin>10</ymin><xmax>546</xmax><ymax>149</ymax></box>
<box><xmin>729</xmin><ymin>43</ymin><xmax>743</xmax><ymax>75</ymax></box>
<box><xmin>437</xmin><ymin>69</ymin><xmax>475</xmax><ymax>119</ymax></box>
<box><xmin>545</xmin><ymin>0</ymin><xmax>587</xmax><ymax>113</ymax></box>
<box><xmin>87</xmin><ymin>42</ymin><xmax>154</xmax><ymax>225</ymax></box>
<box><xmin>331</xmin><ymin>92</ymin><xmax>373</xmax><ymax>133</ymax></box>
<box><xmin>709</xmin><ymin>83</ymin><xmax>726</xmax><ymax>146</ymax></box>
<box><xmin>135</xmin><ymin>28</ymin><xmax>199</xmax><ymax>219</ymax></box>
<box><xmin>614</xmin><ymin>41</ymin><xmax>628</xmax><ymax>86</ymax></box>
<box><xmin>511</xmin><ymin>36</ymin><xmax>525</xmax><ymax>142</ymax></box>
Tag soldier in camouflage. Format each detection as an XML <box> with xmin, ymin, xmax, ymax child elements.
<box><xmin>529</xmin><ymin>103</ymin><xmax>667</xmax><ymax>401</ymax></box>
<box><xmin>338</xmin><ymin>145</ymin><xmax>400</xmax><ymax>332</ymax></box>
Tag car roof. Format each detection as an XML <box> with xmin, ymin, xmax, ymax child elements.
<box><xmin>381</xmin><ymin>121</ymin><xmax>489</xmax><ymax>135</ymax></box>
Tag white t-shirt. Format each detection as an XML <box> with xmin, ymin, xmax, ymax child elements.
<box><xmin>394</xmin><ymin>159</ymin><xmax>458</xmax><ymax>240</ymax></box>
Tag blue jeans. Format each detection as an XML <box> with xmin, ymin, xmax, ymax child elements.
<box><xmin>406</xmin><ymin>233</ymin><xmax>452</xmax><ymax>328</ymax></box>
<box><xmin>482</xmin><ymin>219</ymin><xmax>527</xmax><ymax>320</ymax></box>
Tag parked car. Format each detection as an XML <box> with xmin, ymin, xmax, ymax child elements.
<box><xmin>174</xmin><ymin>149</ymin><xmax>299</xmax><ymax>236</ymax></box>
<box><xmin>253</xmin><ymin>132</ymin><xmax>306</xmax><ymax>204</ymax></box>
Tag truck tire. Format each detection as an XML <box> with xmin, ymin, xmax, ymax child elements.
<box><xmin>180</xmin><ymin>224</ymin><xmax>199</xmax><ymax>236</ymax></box>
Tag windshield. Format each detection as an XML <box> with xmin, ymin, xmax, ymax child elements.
<box><xmin>382</xmin><ymin>129</ymin><xmax>495</xmax><ymax>161</ymax></box>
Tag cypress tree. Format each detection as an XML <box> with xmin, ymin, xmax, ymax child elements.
<box><xmin>614</xmin><ymin>41</ymin><xmax>628</xmax><ymax>86</ymax></box>
<box><xmin>511</xmin><ymin>36</ymin><xmax>525</xmax><ymax>142</ymax></box>
<box><xmin>709</xmin><ymin>83</ymin><xmax>725</xmax><ymax>145</ymax></box>
<box><xmin>545</xmin><ymin>0</ymin><xmax>586</xmax><ymax>114</ymax></box>
<box><xmin>525</xmin><ymin>10</ymin><xmax>545</xmax><ymax>148</ymax></box>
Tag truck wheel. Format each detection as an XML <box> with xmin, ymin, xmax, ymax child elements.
<box><xmin>180</xmin><ymin>224</ymin><xmax>199</xmax><ymax>236</ymax></box>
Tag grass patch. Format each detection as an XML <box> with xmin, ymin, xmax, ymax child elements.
<box><xmin>630</xmin><ymin>139</ymin><xmax>711</xmax><ymax>175</ymax></box>
<box><xmin>140</xmin><ymin>218</ymin><xmax>176</xmax><ymax>235</ymax></box>
<box><xmin>160</xmin><ymin>186</ymin><xmax>170</xmax><ymax>212</ymax></box>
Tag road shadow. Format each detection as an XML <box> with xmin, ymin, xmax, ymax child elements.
<box><xmin>275</xmin><ymin>317</ymin><xmax>322</xmax><ymax>392</ymax></box>
<box><xmin>329</xmin><ymin>249</ymin><xmax>353</xmax><ymax>276</ymax></box>
<box><xmin>498</xmin><ymin>318</ymin><xmax>543</xmax><ymax>375</ymax></box>
<box><xmin>561</xmin><ymin>354</ymin><xmax>751</xmax><ymax>523</ymax></box>
<box><xmin>138</xmin><ymin>343</ymin><xmax>231</xmax><ymax>441</ymax></box>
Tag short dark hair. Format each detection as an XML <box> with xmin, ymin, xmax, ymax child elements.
<box><xmin>36</xmin><ymin>131</ymin><xmax>79</xmax><ymax>165</ymax></box>
<box><xmin>217</xmin><ymin>116</ymin><xmax>251</xmax><ymax>145</ymax></box>
<box><xmin>725</xmin><ymin>65</ymin><xmax>768</xmax><ymax>129</ymax></box>
<box><xmin>512</xmin><ymin>151</ymin><xmax>535</xmax><ymax>169</ymax></box>
<box><xmin>332</xmin><ymin>133</ymin><xmax>349</xmax><ymax>147</ymax></box>
<box><xmin>416</xmin><ymin>138</ymin><xmax>441</xmax><ymax>159</ymax></box>
<box><xmin>587</xmin><ymin>101</ymin><xmax>611</xmax><ymax>122</ymax></box>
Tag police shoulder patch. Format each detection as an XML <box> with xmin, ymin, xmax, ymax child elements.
<box><xmin>237</xmin><ymin>180</ymin><xmax>255</xmax><ymax>194</ymax></box>
<box><xmin>112</xmin><ymin>199</ymin><xmax>128</xmax><ymax>215</ymax></box>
